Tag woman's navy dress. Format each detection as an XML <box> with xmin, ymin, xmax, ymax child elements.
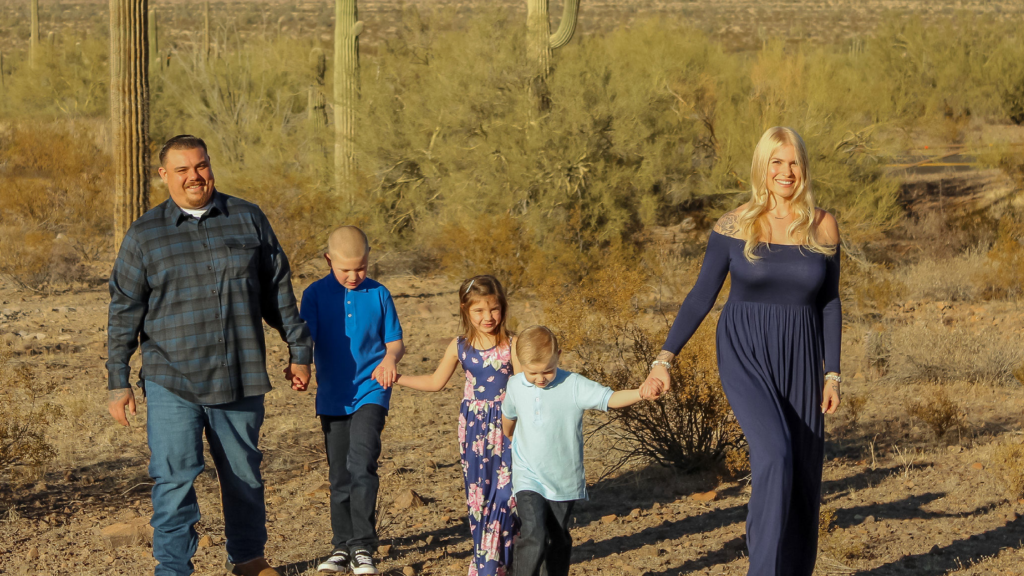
<box><xmin>663</xmin><ymin>230</ymin><xmax>842</xmax><ymax>576</ymax></box>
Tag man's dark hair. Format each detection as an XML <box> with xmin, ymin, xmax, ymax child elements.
<box><xmin>159</xmin><ymin>135</ymin><xmax>208</xmax><ymax>166</ymax></box>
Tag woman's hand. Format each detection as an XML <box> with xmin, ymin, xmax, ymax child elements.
<box><xmin>645</xmin><ymin>352</ymin><xmax>675</xmax><ymax>394</ymax></box>
<box><xmin>821</xmin><ymin>379</ymin><xmax>841</xmax><ymax>414</ymax></box>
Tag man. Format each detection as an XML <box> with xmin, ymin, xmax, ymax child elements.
<box><xmin>107</xmin><ymin>134</ymin><xmax>312</xmax><ymax>576</ymax></box>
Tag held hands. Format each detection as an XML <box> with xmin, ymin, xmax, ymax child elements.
<box><xmin>372</xmin><ymin>356</ymin><xmax>399</xmax><ymax>389</ymax></box>
<box><xmin>640</xmin><ymin>378</ymin><xmax>666</xmax><ymax>400</ymax></box>
<box><xmin>285</xmin><ymin>363</ymin><xmax>311</xmax><ymax>391</ymax></box>
<box><xmin>108</xmin><ymin>388</ymin><xmax>137</xmax><ymax>427</ymax></box>
<box><xmin>821</xmin><ymin>379</ymin><xmax>841</xmax><ymax>414</ymax></box>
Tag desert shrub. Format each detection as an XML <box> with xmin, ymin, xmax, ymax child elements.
<box><xmin>0</xmin><ymin>123</ymin><xmax>112</xmax><ymax>286</ymax></box>
<box><xmin>885</xmin><ymin>321</ymin><xmax>1024</xmax><ymax>386</ymax></box>
<box><xmin>905</xmin><ymin>387</ymin><xmax>968</xmax><ymax>443</ymax></box>
<box><xmin>843</xmin><ymin>259</ymin><xmax>907</xmax><ymax>314</ymax></box>
<box><xmin>0</xmin><ymin>347</ymin><xmax>62</xmax><ymax>473</ymax></box>
<box><xmin>976</xmin><ymin>217</ymin><xmax>1024</xmax><ymax>301</ymax></box>
<box><xmin>900</xmin><ymin>251</ymin><xmax>986</xmax><ymax>302</ymax></box>
<box><xmin>429</xmin><ymin>214</ymin><xmax>539</xmax><ymax>296</ymax></box>
<box><xmin>540</xmin><ymin>250</ymin><xmax>745</xmax><ymax>474</ymax></box>
<box><xmin>990</xmin><ymin>441</ymin><xmax>1024</xmax><ymax>500</ymax></box>
<box><xmin>862</xmin><ymin>324</ymin><xmax>892</xmax><ymax>380</ymax></box>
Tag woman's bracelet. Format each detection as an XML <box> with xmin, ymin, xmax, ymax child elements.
<box><xmin>824</xmin><ymin>372</ymin><xmax>842</xmax><ymax>384</ymax></box>
<box><xmin>651</xmin><ymin>360</ymin><xmax>672</xmax><ymax>371</ymax></box>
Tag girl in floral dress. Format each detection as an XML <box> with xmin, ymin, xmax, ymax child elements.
<box><xmin>390</xmin><ymin>275</ymin><xmax>520</xmax><ymax>576</ymax></box>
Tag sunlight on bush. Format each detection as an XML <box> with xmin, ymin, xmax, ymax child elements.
<box><xmin>990</xmin><ymin>441</ymin><xmax>1024</xmax><ymax>500</ymax></box>
<box><xmin>905</xmin><ymin>387</ymin><xmax>969</xmax><ymax>443</ymax></box>
<box><xmin>885</xmin><ymin>322</ymin><xmax>1024</xmax><ymax>386</ymax></box>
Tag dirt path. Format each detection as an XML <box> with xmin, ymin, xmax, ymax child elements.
<box><xmin>1</xmin><ymin>272</ymin><xmax>1024</xmax><ymax>575</ymax></box>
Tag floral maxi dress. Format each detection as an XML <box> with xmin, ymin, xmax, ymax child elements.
<box><xmin>458</xmin><ymin>337</ymin><xmax>518</xmax><ymax>576</ymax></box>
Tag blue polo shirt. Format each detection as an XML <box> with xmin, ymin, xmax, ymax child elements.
<box><xmin>501</xmin><ymin>369</ymin><xmax>613</xmax><ymax>501</ymax></box>
<box><xmin>299</xmin><ymin>275</ymin><xmax>403</xmax><ymax>416</ymax></box>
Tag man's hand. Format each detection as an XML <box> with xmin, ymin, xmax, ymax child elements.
<box><xmin>285</xmin><ymin>363</ymin><xmax>311</xmax><ymax>391</ymax></box>
<box><xmin>372</xmin><ymin>356</ymin><xmax>398</xmax><ymax>389</ymax></box>
<box><xmin>108</xmin><ymin>388</ymin><xmax>137</xmax><ymax>427</ymax></box>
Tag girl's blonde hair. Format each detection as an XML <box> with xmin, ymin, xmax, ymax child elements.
<box><xmin>735</xmin><ymin>126</ymin><xmax>837</xmax><ymax>262</ymax></box>
<box><xmin>458</xmin><ymin>275</ymin><xmax>512</xmax><ymax>348</ymax></box>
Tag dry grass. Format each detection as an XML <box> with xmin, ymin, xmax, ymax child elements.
<box><xmin>0</xmin><ymin>346</ymin><xmax>62</xmax><ymax>474</ymax></box>
<box><xmin>883</xmin><ymin>321</ymin><xmax>1024</xmax><ymax>387</ymax></box>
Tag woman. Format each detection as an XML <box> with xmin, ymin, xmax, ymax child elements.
<box><xmin>646</xmin><ymin>126</ymin><xmax>842</xmax><ymax>575</ymax></box>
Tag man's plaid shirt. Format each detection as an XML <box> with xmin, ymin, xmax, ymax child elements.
<box><xmin>107</xmin><ymin>192</ymin><xmax>312</xmax><ymax>405</ymax></box>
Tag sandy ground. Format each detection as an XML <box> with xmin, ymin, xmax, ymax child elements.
<box><xmin>2</xmin><ymin>263</ymin><xmax>1024</xmax><ymax>575</ymax></box>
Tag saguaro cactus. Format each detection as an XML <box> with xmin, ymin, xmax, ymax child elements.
<box><xmin>309</xmin><ymin>47</ymin><xmax>329</xmax><ymax>183</ymax></box>
<box><xmin>334</xmin><ymin>0</ymin><xmax>362</xmax><ymax>202</ymax></box>
<box><xmin>30</xmin><ymin>0</ymin><xmax>39</xmax><ymax>67</ymax></box>
<box><xmin>109</xmin><ymin>0</ymin><xmax>150</xmax><ymax>250</ymax></box>
<box><xmin>526</xmin><ymin>0</ymin><xmax>580</xmax><ymax>78</ymax></box>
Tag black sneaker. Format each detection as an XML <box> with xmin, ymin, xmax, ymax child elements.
<box><xmin>317</xmin><ymin>549</ymin><xmax>351</xmax><ymax>573</ymax></box>
<box><xmin>349</xmin><ymin>549</ymin><xmax>379</xmax><ymax>575</ymax></box>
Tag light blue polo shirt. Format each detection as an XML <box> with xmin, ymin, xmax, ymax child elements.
<box><xmin>299</xmin><ymin>275</ymin><xmax>403</xmax><ymax>416</ymax></box>
<box><xmin>501</xmin><ymin>369</ymin><xmax>613</xmax><ymax>501</ymax></box>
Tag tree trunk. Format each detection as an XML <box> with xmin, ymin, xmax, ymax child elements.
<box><xmin>334</xmin><ymin>0</ymin><xmax>361</xmax><ymax>203</ymax></box>
<box><xmin>109</xmin><ymin>0</ymin><xmax>150</xmax><ymax>251</ymax></box>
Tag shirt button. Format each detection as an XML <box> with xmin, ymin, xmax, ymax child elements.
<box><xmin>218</xmin><ymin>338</ymin><xmax>224</xmax><ymax>343</ymax></box>
<box><xmin>348</xmin><ymin>314</ymin><xmax>352</xmax><ymax>318</ymax></box>
<box><xmin>347</xmin><ymin>301</ymin><xmax>351</xmax><ymax>304</ymax></box>
<box><xmin>202</xmin><ymin>243</ymin><xmax>208</xmax><ymax>248</ymax></box>
<box><xmin>207</xmin><ymin>266</ymin><xmax>212</xmax><ymax>270</ymax></box>
<box><xmin>212</xmin><ymin>290</ymin><xmax>217</xmax><ymax>294</ymax></box>
<box><xmin>215</xmin><ymin>314</ymin><xmax>220</xmax><ymax>319</ymax></box>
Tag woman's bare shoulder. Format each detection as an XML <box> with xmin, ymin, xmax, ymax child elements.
<box><xmin>713</xmin><ymin>204</ymin><xmax>748</xmax><ymax>238</ymax></box>
<box><xmin>813</xmin><ymin>209</ymin><xmax>840</xmax><ymax>245</ymax></box>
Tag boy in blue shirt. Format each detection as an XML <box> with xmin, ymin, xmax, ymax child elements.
<box><xmin>501</xmin><ymin>325</ymin><xmax>662</xmax><ymax>576</ymax></box>
<box><xmin>297</xmin><ymin>226</ymin><xmax>405</xmax><ymax>575</ymax></box>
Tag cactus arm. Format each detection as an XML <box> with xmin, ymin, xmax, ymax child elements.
<box><xmin>549</xmin><ymin>0</ymin><xmax>580</xmax><ymax>50</ymax></box>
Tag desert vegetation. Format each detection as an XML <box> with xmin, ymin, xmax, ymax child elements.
<box><xmin>2</xmin><ymin>1</ymin><xmax>1024</xmax><ymax>574</ymax></box>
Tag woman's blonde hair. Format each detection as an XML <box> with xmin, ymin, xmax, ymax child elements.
<box><xmin>735</xmin><ymin>126</ymin><xmax>836</xmax><ymax>262</ymax></box>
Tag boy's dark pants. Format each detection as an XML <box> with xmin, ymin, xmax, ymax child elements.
<box><xmin>512</xmin><ymin>490</ymin><xmax>575</xmax><ymax>576</ymax></box>
<box><xmin>321</xmin><ymin>404</ymin><xmax>388</xmax><ymax>552</ymax></box>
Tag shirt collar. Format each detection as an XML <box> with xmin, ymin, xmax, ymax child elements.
<box><xmin>167</xmin><ymin>191</ymin><xmax>228</xmax><ymax>225</ymax></box>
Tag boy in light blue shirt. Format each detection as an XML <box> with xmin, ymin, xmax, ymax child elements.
<box><xmin>298</xmin><ymin>226</ymin><xmax>404</xmax><ymax>575</ymax></box>
<box><xmin>501</xmin><ymin>325</ymin><xmax>662</xmax><ymax>576</ymax></box>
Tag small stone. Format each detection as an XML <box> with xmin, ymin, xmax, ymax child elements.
<box><xmin>99</xmin><ymin>519</ymin><xmax>152</xmax><ymax>548</ymax></box>
<box><xmin>691</xmin><ymin>491</ymin><xmax>718</xmax><ymax>502</ymax></box>
<box><xmin>652</xmin><ymin>502</ymin><xmax>661</xmax><ymax>510</ymax></box>
<box><xmin>864</xmin><ymin>515</ymin><xmax>876</xmax><ymax>524</ymax></box>
<box><xmin>416</xmin><ymin>540</ymin><xmax>427</xmax><ymax>547</ymax></box>
<box><xmin>25</xmin><ymin>547</ymin><xmax>39</xmax><ymax>561</ymax></box>
<box><xmin>198</xmin><ymin>535</ymin><xmax>213</xmax><ymax>548</ymax></box>
<box><xmin>971</xmin><ymin>462</ymin><xmax>984</xmax><ymax>470</ymax></box>
<box><xmin>425</xmin><ymin>535</ymin><xmax>435</xmax><ymax>545</ymax></box>
<box><xmin>403</xmin><ymin>567</ymin><xmax>416</xmax><ymax>576</ymax></box>
<box><xmin>441</xmin><ymin>515</ymin><xmax>451</xmax><ymax>523</ymax></box>
<box><xmin>853</xmin><ymin>514</ymin><xmax>864</xmax><ymax>521</ymax></box>
<box><xmin>601</xmin><ymin>514</ymin><xmax>617</xmax><ymax>524</ymax></box>
<box><xmin>379</xmin><ymin>544</ymin><xmax>392</xmax><ymax>556</ymax></box>
<box><xmin>394</xmin><ymin>489</ymin><xmax>425</xmax><ymax>510</ymax></box>
<box><xmin>629</xmin><ymin>508</ymin><xmax>641</xmax><ymax>519</ymax></box>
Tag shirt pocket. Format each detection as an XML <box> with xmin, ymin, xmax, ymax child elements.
<box><xmin>222</xmin><ymin>236</ymin><xmax>260</xmax><ymax>279</ymax></box>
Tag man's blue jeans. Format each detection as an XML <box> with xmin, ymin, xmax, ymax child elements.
<box><xmin>145</xmin><ymin>382</ymin><xmax>267</xmax><ymax>576</ymax></box>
